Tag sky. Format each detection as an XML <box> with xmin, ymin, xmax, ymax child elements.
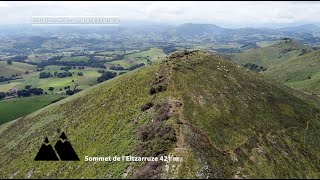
<box><xmin>1</xmin><ymin>1</ymin><xmax>320</xmax><ymax>28</ymax></box>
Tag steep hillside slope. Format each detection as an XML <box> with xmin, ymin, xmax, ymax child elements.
<box><xmin>229</xmin><ymin>39</ymin><xmax>320</xmax><ymax>95</ymax></box>
<box><xmin>1</xmin><ymin>51</ymin><xmax>320</xmax><ymax>178</ymax></box>
<box><xmin>0</xmin><ymin>64</ymin><xmax>165</xmax><ymax>178</ymax></box>
<box><xmin>169</xmin><ymin>52</ymin><xmax>320</xmax><ymax>178</ymax></box>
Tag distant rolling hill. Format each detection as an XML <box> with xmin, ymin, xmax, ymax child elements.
<box><xmin>278</xmin><ymin>24</ymin><xmax>320</xmax><ymax>32</ymax></box>
<box><xmin>228</xmin><ymin>38</ymin><xmax>320</xmax><ymax>94</ymax></box>
<box><xmin>1</xmin><ymin>51</ymin><xmax>320</xmax><ymax>178</ymax></box>
<box><xmin>167</xmin><ymin>23</ymin><xmax>228</xmax><ymax>37</ymax></box>
<box><xmin>164</xmin><ymin>23</ymin><xmax>320</xmax><ymax>41</ymax></box>
<box><xmin>0</xmin><ymin>61</ymin><xmax>36</xmax><ymax>78</ymax></box>
<box><xmin>2</xmin><ymin>23</ymin><xmax>320</xmax><ymax>55</ymax></box>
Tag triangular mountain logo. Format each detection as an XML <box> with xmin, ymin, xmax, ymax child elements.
<box><xmin>34</xmin><ymin>137</ymin><xmax>59</xmax><ymax>161</ymax></box>
<box><xmin>34</xmin><ymin>132</ymin><xmax>80</xmax><ymax>161</ymax></box>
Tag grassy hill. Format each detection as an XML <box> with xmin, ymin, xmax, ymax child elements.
<box><xmin>229</xmin><ymin>39</ymin><xmax>313</xmax><ymax>68</ymax></box>
<box><xmin>1</xmin><ymin>51</ymin><xmax>320</xmax><ymax>178</ymax></box>
<box><xmin>265</xmin><ymin>50</ymin><xmax>320</xmax><ymax>93</ymax></box>
<box><xmin>124</xmin><ymin>48</ymin><xmax>167</xmax><ymax>63</ymax></box>
<box><xmin>0</xmin><ymin>61</ymin><xmax>37</xmax><ymax>78</ymax></box>
<box><xmin>229</xmin><ymin>38</ymin><xmax>320</xmax><ymax>95</ymax></box>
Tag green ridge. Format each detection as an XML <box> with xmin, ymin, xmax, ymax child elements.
<box><xmin>1</xmin><ymin>51</ymin><xmax>320</xmax><ymax>178</ymax></box>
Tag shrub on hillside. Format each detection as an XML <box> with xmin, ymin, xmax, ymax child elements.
<box><xmin>39</xmin><ymin>72</ymin><xmax>52</xmax><ymax>79</ymax></box>
<box><xmin>242</xmin><ymin>63</ymin><xmax>267</xmax><ymax>72</ymax></box>
<box><xmin>66</xmin><ymin>89</ymin><xmax>82</xmax><ymax>95</ymax></box>
<box><xmin>56</xmin><ymin>72</ymin><xmax>73</xmax><ymax>78</ymax></box>
<box><xmin>134</xmin><ymin>161</ymin><xmax>162</xmax><ymax>179</ymax></box>
<box><xmin>128</xmin><ymin>63</ymin><xmax>145</xmax><ymax>71</ymax></box>
<box><xmin>149</xmin><ymin>84</ymin><xmax>167</xmax><ymax>95</ymax></box>
<box><xmin>136</xmin><ymin>121</ymin><xmax>176</xmax><ymax>156</ymax></box>
<box><xmin>110</xmin><ymin>65</ymin><xmax>125</xmax><ymax>70</ymax></box>
<box><xmin>154</xmin><ymin>103</ymin><xmax>171</xmax><ymax>121</ymax></box>
<box><xmin>141</xmin><ymin>102</ymin><xmax>154</xmax><ymax>111</ymax></box>
<box><xmin>97</xmin><ymin>71</ymin><xmax>117</xmax><ymax>83</ymax></box>
<box><xmin>137</xmin><ymin>122</ymin><xmax>175</xmax><ymax>142</ymax></box>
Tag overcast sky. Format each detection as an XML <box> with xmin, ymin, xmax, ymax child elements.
<box><xmin>1</xmin><ymin>1</ymin><xmax>320</xmax><ymax>28</ymax></box>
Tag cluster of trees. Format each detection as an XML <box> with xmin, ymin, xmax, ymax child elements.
<box><xmin>98</xmin><ymin>64</ymin><xmax>147</xmax><ymax>81</ymax></box>
<box><xmin>55</xmin><ymin>71</ymin><xmax>73</xmax><ymax>78</ymax></box>
<box><xmin>36</xmin><ymin>68</ymin><xmax>45</xmax><ymax>72</ymax></box>
<box><xmin>11</xmin><ymin>73</ymin><xmax>22</xmax><ymax>78</ymax></box>
<box><xmin>127</xmin><ymin>63</ymin><xmax>145</xmax><ymax>71</ymax></box>
<box><xmin>48</xmin><ymin>87</ymin><xmax>54</xmax><ymax>92</ymax></box>
<box><xmin>17</xmin><ymin>86</ymin><xmax>44</xmax><ymax>97</ymax></box>
<box><xmin>0</xmin><ymin>76</ymin><xmax>10</xmax><ymax>83</ymax></box>
<box><xmin>242</xmin><ymin>63</ymin><xmax>267</xmax><ymax>72</ymax></box>
<box><xmin>66</xmin><ymin>89</ymin><xmax>82</xmax><ymax>95</ymax></box>
<box><xmin>60</xmin><ymin>66</ymin><xmax>72</xmax><ymax>71</ymax></box>
<box><xmin>64</xmin><ymin>86</ymin><xmax>71</xmax><ymax>90</ymax></box>
<box><xmin>38</xmin><ymin>56</ymin><xmax>107</xmax><ymax>69</ymax></box>
<box><xmin>48</xmin><ymin>55</ymin><xmax>64</xmax><ymax>61</ymax></box>
<box><xmin>0</xmin><ymin>76</ymin><xmax>23</xmax><ymax>83</ymax></box>
<box><xmin>60</xmin><ymin>66</ymin><xmax>84</xmax><ymax>71</ymax></box>
<box><xmin>39</xmin><ymin>71</ymin><xmax>80</xmax><ymax>79</ymax></box>
<box><xmin>97</xmin><ymin>71</ymin><xmax>117</xmax><ymax>83</ymax></box>
<box><xmin>111</xmin><ymin>54</ymin><xmax>125</xmax><ymax>61</ymax></box>
<box><xmin>0</xmin><ymin>83</ymin><xmax>84</xmax><ymax>100</ymax></box>
<box><xmin>109</xmin><ymin>65</ymin><xmax>125</xmax><ymax>70</ymax></box>
<box><xmin>97</xmin><ymin>69</ymin><xmax>106</xmax><ymax>74</ymax></box>
<box><xmin>162</xmin><ymin>45</ymin><xmax>176</xmax><ymax>54</ymax></box>
<box><xmin>39</xmin><ymin>72</ymin><xmax>53</xmax><ymax>78</ymax></box>
<box><xmin>8</xmin><ymin>55</ymin><xmax>28</xmax><ymax>62</ymax></box>
<box><xmin>108</xmin><ymin>63</ymin><xmax>145</xmax><ymax>71</ymax></box>
<box><xmin>71</xmin><ymin>52</ymin><xmax>88</xmax><ymax>57</ymax></box>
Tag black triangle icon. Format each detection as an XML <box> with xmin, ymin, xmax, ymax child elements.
<box><xmin>59</xmin><ymin>132</ymin><xmax>68</xmax><ymax>140</ymax></box>
<box><xmin>34</xmin><ymin>137</ymin><xmax>59</xmax><ymax>161</ymax></box>
<box><xmin>54</xmin><ymin>132</ymin><xmax>80</xmax><ymax>161</ymax></box>
<box><xmin>44</xmin><ymin>137</ymin><xmax>49</xmax><ymax>143</ymax></box>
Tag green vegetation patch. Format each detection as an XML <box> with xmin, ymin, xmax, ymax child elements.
<box><xmin>0</xmin><ymin>95</ymin><xmax>67</xmax><ymax>125</ymax></box>
<box><xmin>59</xmin><ymin>56</ymin><xmax>90</xmax><ymax>62</ymax></box>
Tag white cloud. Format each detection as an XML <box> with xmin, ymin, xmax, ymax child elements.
<box><xmin>0</xmin><ymin>1</ymin><xmax>320</xmax><ymax>27</ymax></box>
